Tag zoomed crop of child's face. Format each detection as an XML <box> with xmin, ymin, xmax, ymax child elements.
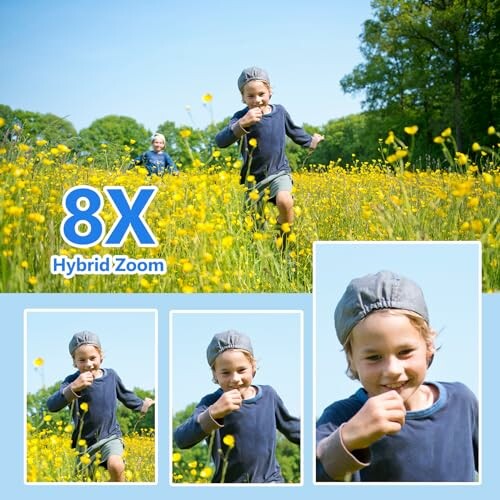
<box><xmin>213</xmin><ymin>349</ymin><xmax>255</xmax><ymax>399</ymax></box>
<box><xmin>242</xmin><ymin>80</ymin><xmax>271</xmax><ymax>110</ymax></box>
<box><xmin>73</xmin><ymin>344</ymin><xmax>103</xmax><ymax>376</ymax></box>
<box><xmin>348</xmin><ymin>311</ymin><xmax>433</xmax><ymax>411</ymax></box>
<box><xmin>152</xmin><ymin>138</ymin><xmax>165</xmax><ymax>152</ymax></box>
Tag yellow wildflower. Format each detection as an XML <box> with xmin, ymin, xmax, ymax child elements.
<box><xmin>471</xmin><ymin>220</ymin><xmax>483</xmax><ymax>233</ymax></box>
<box><xmin>182</xmin><ymin>262</ymin><xmax>194</xmax><ymax>273</ymax></box>
<box><xmin>179</xmin><ymin>129</ymin><xmax>192</xmax><ymax>139</ymax></box>
<box><xmin>140</xmin><ymin>278</ymin><xmax>151</xmax><ymax>289</ymax></box>
<box><xmin>80</xmin><ymin>402</ymin><xmax>89</xmax><ymax>412</ymax></box>
<box><xmin>456</xmin><ymin>152</ymin><xmax>468</xmax><ymax>166</ymax></box>
<box><xmin>248</xmin><ymin>190</ymin><xmax>260</xmax><ymax>201</ymax></box>
<box><xmin>202</xmin><ymin>93</ymin><xmax>213</xmax><ymax>103</ymax></box>
<box><xmin>404</xmin><ymin>125</ymin><xmax>418</xmax><ymax>135</ymax></box>
<box><xmin>33</xmin><ymin>357</ymin><xmax>44</xmax><ymax>367</ymax></box>
<box><xmin>200</xmin><ymin>466</ymin><xmax>213</xmax><ymax>478</ymax></box>
<box><xmin>482</xmin><ymin>172</ymin><xmax>493</xmax><ymax>184</ymax></box>
<box><xmin>385</xmin><ymin>131</ymin><xmax>395</xmax><ymax>145</ymax></box>
<box><xmin>441</xmin><ymin>127</ymin><xmax>452</xmax><ymax>137</ymax></box>
<box><xmin>248</xmin><ymin>138</ymin><xmax>258</xmax><ymax>148</ymax></box>
<box><xmin>221</xmin><ymin>236</ymin><xmax>233</xmax><ymax>249</ymax></box>
<box><xmin>467</xmin><ymin>197</ymin><xmax>479</xmax><ymax>209</ymax></box>
<box><xmin>487</xmin><ymin>126</ymin><xmax>496</xmax><ymax>135</ymax></box>
<box><xmin>281</xmin><ymin>222</ymin><xmax>291</xmax><ymax>233</ymax></box>
<box><xmin>223</xmin><ymin>434</ymin><xmax>235</xmax><ymax>448</ymax></box>
<box><xmin>28</xmin><ymin>213</ymin><xmax>45</xmax><ymax>223</ymax></box>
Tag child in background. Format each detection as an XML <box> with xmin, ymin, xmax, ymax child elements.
<box><xmin>47</xmin><ymin>331</ymin><xmax>155</xmax><ymax>482</ymax></box>
<box><xmin>133</xmin><ymin>132</ymin><xmax>178</xmax><ymax>176</ymax></box>
<box><xmin>316</xmin><ymin>270</ymin><xmax>478</xmax><ymax>482</ymax></box>
<box><xmin>174</xmin><ymin>330</ymin><xmax>300</xmax><ymax>483</ymax></box>
<box><xmin>215</xmin><ymin>67</ymin><xmax>323</xmax><ymax>244</ymax></box>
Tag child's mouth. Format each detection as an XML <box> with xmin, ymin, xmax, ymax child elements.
<box><xmin>384</xmin><ymin>381</ymin><xmax>408</xmax><ymax>391</ymax></box>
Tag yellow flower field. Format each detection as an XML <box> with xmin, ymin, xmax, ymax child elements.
<box><xmin>1</xmin><ymin>138</ymin><xmax>499</xmax><ymax>292</ymax></box>
<box><xmin>26</xmin><ymin>424</ymin><xmax>155</xmax><ymax>482</ymax></box>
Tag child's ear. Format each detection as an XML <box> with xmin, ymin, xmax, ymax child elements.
<box><xmin>426</xmin><ymin>347</ymin><xmax>435</xmax><ymax>368</ymax></box>
<box><xmin>426</xmin><ymin>342</ymin><xmax>435</xmax><ymax>368</ymax></box>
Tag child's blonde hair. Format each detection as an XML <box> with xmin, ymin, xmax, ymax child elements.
<box><xmin>342</xmin><ymin>309</ymin><xmax>437</xmax><ymax>380</ymax></box>
<box><xmin>151</xmin><ymin>132</ymin><xmax>166</xmax><ymax>144</ymax></box>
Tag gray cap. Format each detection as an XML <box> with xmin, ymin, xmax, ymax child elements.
<box><xmin>237</xmin><ymin>67</ymin><xmax>270</xmax><ymax>92</ymax></box>
<box><xmin>334</xmin><ymin>270</ymin><xmax>429</xmax><ymax>345</ymax></box>
<box><xmin>207</xmin><ymin>330</ymin><xmax>254</xmax><ymax>366</ymax></box>
<box><xmin>69</xmin><ymin>331</ymin><xmax>101</xmax><ymax>355</ymax></box>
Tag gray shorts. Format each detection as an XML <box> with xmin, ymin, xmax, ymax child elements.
<box><xmin>245</xmin><ymin>171</ymin><xmax>293</xmax><ymax>205</ymax></box>
<box><xmin>81</xmin><ymin>435</ymin><xmax>124</xmax><ymax>467</ymax></box>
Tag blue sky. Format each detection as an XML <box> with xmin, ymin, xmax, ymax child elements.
<box><xmin>25</xmin><ymin>309</ymin><xmax>157</xmax><ymax>394</ymax></box>
<box><xmin>314</xmin><ymin>242</ymin><xmax>481</xmax><ymax>415</ymax></box>
<box><xmin>0</xmin><ymin>0</ymin><xmax>372</xmax><ymax>132</ymax></box>
<box><xmin>170</xmin><ymin>310</ymin><xmax>302</xmax><ymax>416</ymax></box>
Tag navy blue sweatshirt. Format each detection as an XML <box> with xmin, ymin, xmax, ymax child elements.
<box><xmin>316</xmin><ymin>382</ymin><xmax>478</xmax><ymax>482</ymax></box>
<box><xmin>215</xmin><ymin>104</ymin><xmax>312</xmax><ymax>184</ymax></box>
<box><xmin>134</xmin><ymin>150</ymin><xmax>178</xmax><ymax>176</ymax></box>
<box><xmin>174</xmin><ymin>385</ymin><xmax>300</xmax><ymax>483</ymax></box>
<box><xmin>47</xmin><ymin>368</ymin><xmax>144</xmax><ymax>448</ymax></box>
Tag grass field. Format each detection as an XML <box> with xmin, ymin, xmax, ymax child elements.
<box><xmin>1</xmin><ymin>130</ymin><xmax>498</xmax><ymax>293</ymax></box>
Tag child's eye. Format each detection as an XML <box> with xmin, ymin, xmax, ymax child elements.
<box><xmin>399</xmin><ymin>349</ymin><xmax>414</xmax><ymax>357</ymax></box>
<box><xmin>366</xmin><ymin>355</ymin><xmax>381</xmax><ymax>361</ymax></box>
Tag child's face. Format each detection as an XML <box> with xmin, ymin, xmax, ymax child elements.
<box><xmin>73</xmin><ymin>344</ymin><xmax>102</xmax><ymax>376</ymax></box>
<box><xmin>152</xmin><ymin>138</ymin><xmax>165</xmax><ymax>152</ymax></box>
<box><xmin>213</xmin><ymin>349</ymin><xmax>255</xmax><ymax>397</ymax></box>
<box><xmin>241</xmin><ymin>80</ymin><xmax>271</xmax><ymax>110</ymax></box>
<box><xmin>348</xmin><ymin>311</ymin><xmax>432</xmax><ymax>410</ymax></box>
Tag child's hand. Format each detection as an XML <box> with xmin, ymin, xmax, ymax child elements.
<box><xmin>340</xmin><ymin>391</ymin><xmax>406</xmax><ymax>451</ymax></box>
<box><xmin>239</xmin><ymin>107</ymin><xmax>264</xmax><ymax>128</ymax></box>
<box><xmin>141</xmin><ymin>397</ymin><xmax>155</xmax><ymax>414</ymax></box>
<box><xmin>309</xmin><ymin>133</ymin><xmax>324</xmax><ymax>150</ymax></box>
<box><xmin>70</xmin><ymin>371</ymin><xmax>95</xmax><ymax>392</ymax></box>
<box><xmin>209</xmin><ymin>389</ymin><xmax>243</xmax><ymax>419</ymax></box>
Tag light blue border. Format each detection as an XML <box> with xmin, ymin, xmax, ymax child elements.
<box><xmin>1</xmin><ymin>292</ymin><xmax>497</xmax><ymax>499</ymax></box>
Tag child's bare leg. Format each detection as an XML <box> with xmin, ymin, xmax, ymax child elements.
<box><xmin>275</xmin><ymin>191</ymin><xmax>294</xmax><ymax>225</ymax></box>
<box><xmin>107</xmin><ymin>455</ymin><xmax>125</xmax><ymax>482</ymax></box>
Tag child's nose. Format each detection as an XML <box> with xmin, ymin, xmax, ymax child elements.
<box><xmin>384</xmin><ymin>356</ymin><xmax>404</xmax><ymax>375</ymax></box>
